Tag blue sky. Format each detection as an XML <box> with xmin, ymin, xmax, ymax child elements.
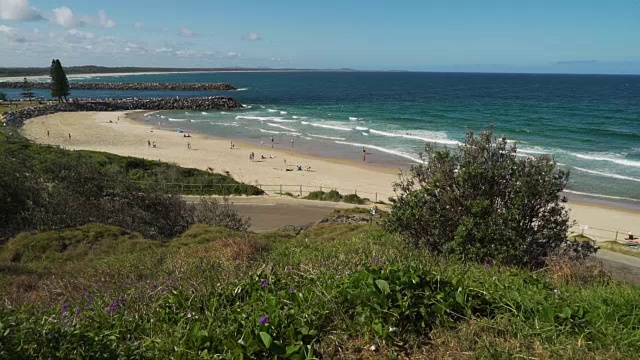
<box><xmin>1</xmin><ymin>0</ymin><xmax>639</xmax><ymax>73</ymax></box>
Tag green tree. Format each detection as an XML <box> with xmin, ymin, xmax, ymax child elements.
<box><xmin>0</xmin><ymin>92</ymin><xmax>7</xmax><ymax>101</ymax></box>
<box><xmin>20</xmin><ymin>78</ymin><xmax>35</xmax><ymax>100</ymax></box>
<box><xmin>387</xmin><ymin>127</ymin><xmax>581</xmax><ymax>268</ymax></box>
<box><xmin>50</xmin><ymin>59</ymin><xmax>70</xmax><ymax>102</ymax></box>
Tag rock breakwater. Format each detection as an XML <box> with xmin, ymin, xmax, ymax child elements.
<box><xmin>0</xmin><ymin>82</ymin><xmax>236</xmax><ymax>91</ymax></box>
<box><xmin>2</xmin><ymin>97</ymin><xmax>242</xmax><ymax>127</ymax></box>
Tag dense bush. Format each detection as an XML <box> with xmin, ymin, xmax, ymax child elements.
<box><xmin>387</xmin><ymin>128</ymin><xmax>586</xmax><ymax>268</ymax></box>
<box><xmin>0</xmin><ymin>130</ymin><xmax>253</xmax><ymax>242</ymax></box>
<box><xmin>192</xmin><ymin>197</ymin><xmax>251</xmax><ymax>232</ymax></box>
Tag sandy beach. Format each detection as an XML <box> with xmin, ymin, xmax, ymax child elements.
<box><xmin>20</xmin><ymin>111</ymin><xmax>640</xmax><ymax>241</ymax></box>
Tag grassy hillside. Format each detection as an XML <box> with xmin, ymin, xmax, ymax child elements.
<box><xmin>0</xmin><ymin>128</ymin><xmax>263</xmax><ymax>196</ymax></box>
<box><xmin>1</xmin><ymin>220</ymin><xmax>638</xmax><ymax>359</ymax></box>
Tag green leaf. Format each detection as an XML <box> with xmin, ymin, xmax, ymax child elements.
<box><xmin>375</xmin><ymin>279</ymin><xmax>390</xmax><ymax>295</ymax></box>
<box><xmin>372</xmin><ymin>322</ymin><xmax>383</xmax><ymax>336</ymax></box>
<box><xmin>286</xmin><ymin>344</ymin><xmax>301</xmax><ymax>355</ymax></box>
<box><xmin>259</xmin><ymin>332</ymin><xmax>273</xmax><ymax>349</ymax></box>
<box><xmin>271</xmin><ymin>341</ymin><xmax>287</xmax><ymax>356</ymax></box>
<box><xmin>541</xmin><ymin>305</ymin><xmax>555</xmax><ymax>321</ymax></box>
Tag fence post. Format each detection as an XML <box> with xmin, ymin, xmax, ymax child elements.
<box><xmin>615</xmin><ymin>231</ymin><xmax>618</xmax><ymax>241</ymax></box>
<box><xmin>375</xmin><ymin>192</ymin><xmax>377</xmax><ymax>203</ymax></box>
<box><xmin>280</xmin><ymin>184</ymin><xmax>282</xmax><ymax>195</ymax></box>
<box><xmin>355</xmin><ymin>189</ymin><xmax>357</xmax><ymax>196</ymax></box>
<box><xmin>300</xmin><ymin>185</ymin><xmax>303</xmax><ymax>197</ymax></box>
<box><xmin>320</xmin><ymin>186</ymin><xmax>322</xmax><ymax>192</ymax></box>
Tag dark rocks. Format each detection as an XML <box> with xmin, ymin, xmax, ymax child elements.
<box><xmin>0</xmin><ymin>82</ymin><xmax>236</xmax><ymax>91</ymax></box>
<box><xmin>277</xmin><ymin>224</ymin><xmax>312</xmax><ymax>235</ymax></box>
<box><xmin>2</xmin><ymin>97</ymin><xmax>243</xmax><ymax>127</ymax></box>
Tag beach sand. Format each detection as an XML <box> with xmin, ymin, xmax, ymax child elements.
<box><xmin>21</xmin><ymin>111</ymin><xmax>399</xmax><ymax>201</ymax></box>
<box><xmin>21</xmin><ymin>111</ymin><xmax>640</xmax><ymax>241</ymax></box>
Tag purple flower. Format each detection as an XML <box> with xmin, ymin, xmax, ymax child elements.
<box><xmin>61</xmin><ymin>303</ymin><xmax>70</xmax><ymax>314</ymax></box>
<box><xmin>160</xmin><ymin>287</ymin><xmax>167</xmax><ymax>294</ymax></box>
<box><xmin>484</xmin><ymin>263</ymin><xmax>492</xmax><ymax>269</ymax></box>
<box><xmin>86</xmin><ymin>296</ymin><xmax>93</xmax><ymax>303</ymax></box>
<box><xmin>151</xmin><ymin>284</ymin><xmax>158</xmax><ymax>290</ymax></box>
<box><xmin>106</xmin><ymin>298</ymin><xmax>120</xmax><ymax>314</ymax></box>
<box><xmin>260</xmin><ymin>279</ymin><xmax>269</xmax><ymax>289</ymax></box>
<box><xmin>74</xmin><ymin>307</ymin><xmax>82</xmax><ymax>315</ymax></box>
<box><xmin>289</xmin><ymin>287</ymin><xmax>296</xmax><ymax>293</ymax></box>
<box><xmin>259</xmin><ymin>316</ymin><xmax>269</xmax><ymax>325</ymax></box>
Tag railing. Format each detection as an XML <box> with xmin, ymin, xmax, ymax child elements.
<box><xmin>127</xmin><ymin>181</ymin><xmax>395</xmax><ymax>203</ymax></box>
<box><xmin>569</xmin><ymin>224</ymin><xmax>638</xmax><ymax>243</ymax></box>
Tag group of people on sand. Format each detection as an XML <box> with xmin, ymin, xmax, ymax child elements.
<box><xmin>147</xmin><ymin>140</ymin><xmax>156</xmax><ymax>148</ymax></box>
<box><xmin>249</xmin><ymin>152</ymin><xmax>277</xmax><ymax>161</ymax></box>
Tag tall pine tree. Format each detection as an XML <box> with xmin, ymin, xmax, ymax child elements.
<box><xmin>50</xmin><ymin>59</ymin><xmax>70</xmax><ymax>103</ymax></box>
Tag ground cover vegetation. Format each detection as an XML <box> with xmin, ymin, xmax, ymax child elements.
<box><xmin>0</xmin><ymin>127</ymin><xmax>635</xmax><ymax>359</ymax></box>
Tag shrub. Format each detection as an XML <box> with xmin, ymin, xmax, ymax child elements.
<box><xmin>342</xmin><ymin>194</ymin><xmax>367</xmax><ymax>205</ymax></box>
<box><xmin>191</xmin><ymin>197</ymin><xmax>251</xmax><ymax>232</ymax></box>
<box><xmin>387</xmin><ymin>127</ymin><xmax>587</xmax><ymax>268</ymax></box>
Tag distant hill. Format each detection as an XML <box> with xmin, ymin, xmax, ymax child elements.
<box><xmin>0</xmin><ymin>66</ymin><xmax>364</xmax><ymax>78</ymax></box>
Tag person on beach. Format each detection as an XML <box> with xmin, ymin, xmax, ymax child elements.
<box><xmin>68</xmin><ymin>133</ymin><xmax>71</xmax><ymax>139</ymax></box>
<box><xmin>47</xmin><ymin>130</ymin><xmax>49</xmax><ymax>137</ymax></box>
<box><xmin>362</xmin><ymin>147</ymin><xmax>366</xmax><ymax>162</ymax></box>
<box><xmin>291</xmin><ymin>139</ymin><xmax>294</xmax><ymax>151</ymax></box>
<box><xmin>627</xmin><ymin>233</ymin><xmax>637</xmax><ymax>241</ymax></box>
<box><xmin>147</xmin><ymin>140</ymin><xmax>151</xmax><ymax>147</ymax></box>
<box><xmin>187</xmin><ymin>142</ymin><xmax>191</xmax><ymax>149</ymax></box>
<box><xmin>261</xmin><ymin>141</ymin><xmax>264</xmax><ymax>147</ymax></box>
<box><xmin>271</xmin><ymin>136</ymin><xmax>274</xmax><ymax>148</ymax></box>
<box><xmin>152</xmin><ymin>141</ymin><xmax>156</xmax><ymax>148</ymax></box>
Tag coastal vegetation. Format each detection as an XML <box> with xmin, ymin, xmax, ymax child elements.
<box><xmin>1</xmin><ymin>221</ymin><xmax>638</xmax><ymax>358</ymax></box>
<box><xmin>0</xmin><ymin>128</ymin><xmax>261</xmax><ymax>242</ymax></box>
<box><xmin>388</xmin><ymin>128</ymin><xmax>595</xmax><ymax>268</ymax></box>
<box><xmin>304</xmin><ymin>190</ymin><xmax>369</xmax><ymax>204</ymax></box>
<box><xmin>0</xmin><ymin>109</ymin><xmax>635</xmax><ymax>358</ymax></box>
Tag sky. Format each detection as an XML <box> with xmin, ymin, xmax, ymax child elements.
<box><xmin>0</xmin><ymin>0</ymin><xmax>639</xmax><ymax>74</ymax></box>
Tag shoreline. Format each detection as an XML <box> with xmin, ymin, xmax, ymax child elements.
<box><xmin>19</xmin><ymin>110</ymin><xmax>640</xmax><ymax>240</ymax></box>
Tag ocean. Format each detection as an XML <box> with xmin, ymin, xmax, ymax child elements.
<box><xmin>4</xmin><ymin>71</ymin><xmax>640</xmax><ymax>201</ymax></box>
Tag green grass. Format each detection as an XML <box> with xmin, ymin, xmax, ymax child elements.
<box><xmin>305</xmin><ymin>190</ymin><xmax>369</xmax><ymax>204</ymax></box>
<box><xmin>599</xmin><ymin>241</ymin><xmax>640</xmax><ymax>259</ymax></box>
<box><xmin>0</xmin><ymin>128</ymin><xmax>263</xmax><ymax>196</ymax></box>
<box><xmin>0</xmin><ymin>222</ymin><xmax>638</xmax><ymax>359</ymax></box>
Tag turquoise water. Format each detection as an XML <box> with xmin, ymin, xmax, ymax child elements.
<box><xmin>4</xmin><ymin>72</ymin><xmax>640</xmax><ymax>201</ymax></box>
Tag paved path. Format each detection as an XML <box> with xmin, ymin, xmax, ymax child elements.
<box><xmin>595</xmin><ymin>249</ymin><xmax>640</xmax><ymax>284</ymax></box>
<box><xmin>183</xmin><ymin>195</ymin><xmax>379</xmax><ymax>232</ymax></box>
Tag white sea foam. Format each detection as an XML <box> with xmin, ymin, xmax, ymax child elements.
<box><xmin>258</xmin><ymin>129</ymin><xmax>281</xmax><ymax>134</ymax></box>
<box><xmin>267</xmin><ymin>109</ymin><xmax>278</xmax><ymax>113</ymax></box>
<box><xmin>362</xmin><ymin>132</ymin><xmax>369</xmax><ymax>136</ymax></box>
<box><xmin>335</xmin><ymin>141</ymin><xmax>422</xmax><ymax>163</ymax></box>
<box><xmin>564</xmin><ymin>190</ymin><xmax>640</xmax><ymax>203</ymax></box>
<box><xmin>355</xmin><ymin>126</ymin><xmax>369</xmax><ymax>131</ymax></box>
<box><xmin>270</xmin><ymin>118</ymin><xmax>298</xmax><ymax>123</ymax></box>
<box><xmin>573</xmin><ymin>167</ymin><xmax>640</xmax><ymax>182</ymax></box>
<box><xmin>242</xmin><ymin>105</ymin><xmax>253</xmax><ymax>109</ymax></box>
<box><xmin>300</xmin><ymin>121</ymin><xmax>353</xmax><ymax>132</ymax></box>
<box><xmin>280</xmin><ymin>111</ymin><xmax>288</xmax><ymax>115</ymax></box>
<box><xmin>235</xmin><ymin>88</ymin><xmax>248</xmax><ymax>91</ymax></box>
<box><xmin>349</xmin><ymin>117</ymin><xmax>363</xmax><ymax>121</ymax></box>
<box><xmin>309</xmin><ymin>134</ymin><xmax>347</xmax><ymax>141</ymax></box>
<box><xmin>571</xmin><ymin>153</ymin><xmax>640</xmax><ymax>168</ymax></box>
<box><xmin>201</xmin><ymin>112</ymin><xmax>208</xmax><ymax>115</ymax></box>
<box><xmin>210</xmin><ymin>122</ymin><xmax>240</xmax><ymax>127</ymax></box>
<box><xmin>143</xmin><ymin>111</ymin><xmax>158</xmax><ymax>117</ymax></box>
<box><xmin>168</xmin><ymin>118</ymin><xmax>186</xmax><ymax>122</ymax></box>
<box><xmin>517</xmin><ymin>147</ymin><xmax>550</xmax><ymax>155</ymax></box>
<box><xmin>292</xmin><ymin>116</ymin><xmax>308</xmax><ymax>119</ymax></box>
<box><xmin>369</xmin><ymin>129</ymin><xmax>460</xmax><ymax>146</ymax></box>
<box><xmin>220</xmin><ymin>112</ymin><xmax>229</xmax><ymax>114</ymax></box>
<box><xmin>267</xmin><ymin>123</ymin><xmax>297</xmax><ymax>132</ymax></box>
<box><xmin>236</xmin><ymin>115</ymin><xmax>284</xmax><ymax>121</ymax></box>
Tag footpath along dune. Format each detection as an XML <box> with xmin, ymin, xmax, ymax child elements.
<box><xmin>20</xmin><ymin>111</ymin><xmax>640</xmax><ymax>239</ymax></box>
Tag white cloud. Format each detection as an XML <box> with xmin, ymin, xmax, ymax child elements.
<box><xmin>243</xmin><ymin>32</ymin><xmax>261</xmax><ymax>41</ymax></box>
<box><xmin>50</xmin><ymin>6</ymin><xmax>76</xmax><ymax>27</ymax></box>
<box><xmin>134</xmin><ymin>22</ymin><xmax>144</xmax><ymax>30</ymax></box>
<box><xmin>0</xmin><ymin>24</ymin><xmax>16</xmax><ymax>34</ymax></box>
<box><xmin>67</xmin><ymin>28</ymin><xmax>94</xmax><ymax>40</ymax></box>
<box><xmin>97</xmin><ymin>10</ymin><xmax>115</xmax><ymax>28</ymax></box>
<box><xmin>226</xmin><ymin>51</ymin><xmax>240</xmax><ymax>58</ymax></box>
<box><xmin>179</xmin><ymin>28</ymin><xmax>198</xmax><ymax>37</ymax></box>
<box><xmin>0</xmin><ymin>0</ymin><xmax>42</xmax><ymax>21</ymax></box>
